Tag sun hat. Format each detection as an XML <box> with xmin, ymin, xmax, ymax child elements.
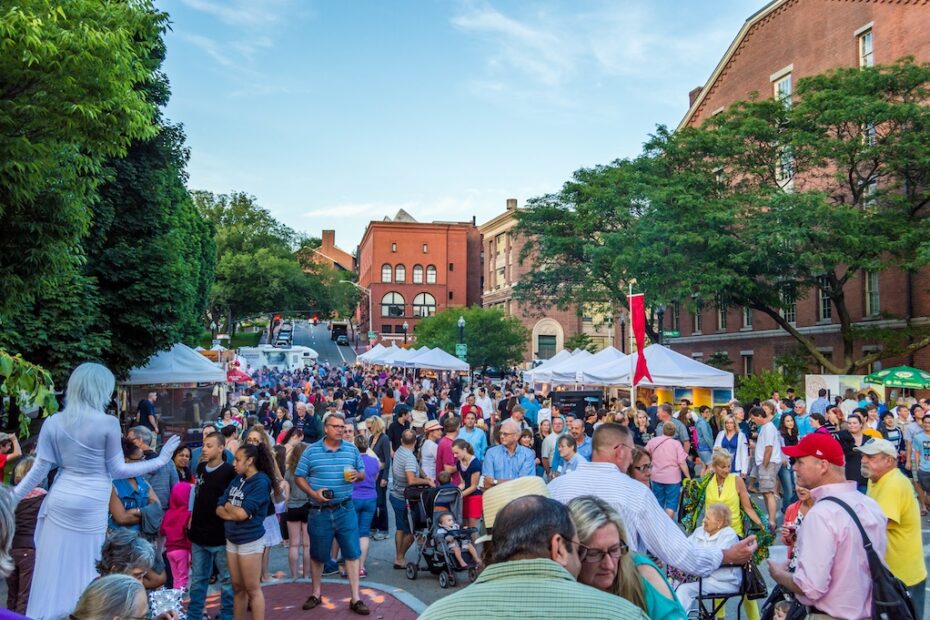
<box><xmin>474</xmin><ymin>476</ymin><xmax>551</xmax><ymax>544</ymax></box>
<box><xmin>781</xmin><ymin>431</ymin><xmax>845</xmax><ymax>466</ymax></box>
<box><xmin>423</xmin><ymin>419</ymin><xmax>441</xmax><ymax>433</ymax></box>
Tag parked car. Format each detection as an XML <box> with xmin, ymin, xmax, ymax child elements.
<box><xmin>336</xmin><ymin>335</ymin><xmax>349</xmax><ymax>346</ymax></box>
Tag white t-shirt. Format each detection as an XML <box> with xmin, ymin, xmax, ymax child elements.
<box><xmin>420</xmin><ymin>439</ymin><xmax>438</xmax><ymax>480</ymax></box>
<box><xmin>476</xmin><ymin>396</ymin><xmax>495</xmax><ymax>419</ymax></box>
<box><xmin>755</xmin><ymin>421</ymin><xmax>783</xmax><ymax>466</ymax></box>
<box><xmin>537</xmin><ymin>407</ymin><xmax>552</xmax><ymax>426</ymax></box>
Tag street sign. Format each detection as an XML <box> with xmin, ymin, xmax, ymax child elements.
<box><xmin>367</xmin><ymin>331</ymin><xmax>376</xmax><ymax>340</ymax></box>
<box><xmin>455</xmin><ymin>343</ymin><xmax>467</xmax><ymax>358</ymax></box>
<box><xmin>663</xmin><ymin>330</ymin><xmax>680</xmax><ymax>338</ymax></box>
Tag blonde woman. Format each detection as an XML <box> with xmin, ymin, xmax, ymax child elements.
<box><xmin>713</xmin><ymin>415</ymin><xmax>749</xmax><ymax>476</ymax></box>
<box><xmin>568</xmin><ymin>495</ymin><xmax>687</xmax><ymax>620</ymax></box>
<box><xmin>365</xmin><ymin>416</ymin><xmax>392</xmax><ymax>540</ymax></box>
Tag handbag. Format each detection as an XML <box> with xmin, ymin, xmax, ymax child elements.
<box><xmin>741</xmin><ymin>561</ymin><xmax>768</xmax><ymax>600</ymax></box>
<box><xmin>759</xmin><ymin>585</ymin><xmax>806</xmax><ymax>620</ymax></box>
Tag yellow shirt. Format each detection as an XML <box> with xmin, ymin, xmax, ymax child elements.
<box><xmin>705</xmin><ymin>473</ymin><xmax>744</xmax><ymax>537</ymax></box>
<box><xmin>867</xmin><ymin>467</ymin><xmax>927</xmax><ymax>586</ymax></box>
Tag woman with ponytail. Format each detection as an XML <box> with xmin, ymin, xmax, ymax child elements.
<box><xmin>217</xmin><ymin>442</ymin><xmax>275</xmax><ymax>619</ymax></box>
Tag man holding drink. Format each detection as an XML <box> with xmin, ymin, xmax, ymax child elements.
<box><xmin>295</xmin><ymin>412</ymin><xmax>370</xmax><ymax>615</ymax></box>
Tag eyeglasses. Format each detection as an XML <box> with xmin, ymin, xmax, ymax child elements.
<box><xmin>633</xmin><ymin>463</ymin><xmax>653</xmax><ymax>472</ymax></box>
<box><xmin>327</xmin><ymin>424</ymin><xmax>345</xmax><ymax>430</ymax></box>
<box><xmin>574</xmin><ymin>540</ymin><xmax>628</xmax><ymax>563</ymax></box>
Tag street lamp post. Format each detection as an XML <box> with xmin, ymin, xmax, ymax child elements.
<box><xmin>656</xmin><ymin>304</ymin><xmax>666</xmax><ymax>346</ymax></box>
<box><xmin>209</xmin><ymin>321</ymin><xmax>217</xmax><ymax>339</ymax></box>
<box><xmin>339</xmin><ymin>280</ymin><xmax>372</xmax><ymax>340</ymax></box>
<box><xmin>403</xmin><ymin>321</ymin><xmax>409</xmax><ymax>345</ymax></box>
<box><xmin>619</xmin><ymin>315</ymin><xmax>626</xmax><ymax>354</ymax></box>
<box><xmin>457</xmin><ymin>316</ymin><xmax>465</xmax><ymax>344</ymax></box>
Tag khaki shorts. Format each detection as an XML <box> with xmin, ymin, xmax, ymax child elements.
<box><xmin>758</xmin><ymin>461</ymin><xmax>780</xmax><ymax>493</ymax></box>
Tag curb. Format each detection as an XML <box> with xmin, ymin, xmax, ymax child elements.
<box><xmin>261</xmin><ymin>578</ymin><xmax>428</xmax><ymax>615</ymax></box>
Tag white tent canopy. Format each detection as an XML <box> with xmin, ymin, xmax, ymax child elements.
<box><xmin>399</xmin><ymin>347</ymin><xmax>434</xmax><ymax>367</ymax></box>
<box><xmin>522</xmin><ymin>349</ymin><xmax>576</xmax><ymax>383</ymax></box>
<box><xmin>548</xmin><ymin>346</ymin><xmax>628</xmax><ymax>384</ymax></box>
<box><xmin>364</xmin><ymin>344</ymin><xmax>401</xmax><ymax>365</ymax></box>
<box><xmin>356</xmin><ymin>343</ymin><xmax>385</xmax><ymax>362</ymax></box>
<box><xmin>123</xmin><ymin>343</ymin><xmax>226</xmax><ymax>385</ymax></box>
<box><xmin>407</xmin><ymin>348</ymin><xmax>469</xmax><ymax>371</ymax></box>
<box><xmin>531</xmin><ymin>350</ymin><xmax>593</xmax><ymax>384</ymax></box>
<box><xmin>380</xmin><ymin>346</ymin><xmax>422</xmax><ymax>367</ymax></box>
<box><xmin>210</xmin><ymin>344</ymin><xmax>227</xmax><ymax>352</ymax></box>
<box><xmin>582</xmin><ymin>344</ymin><xmax>734</xmax><ymax>389</ymax></box>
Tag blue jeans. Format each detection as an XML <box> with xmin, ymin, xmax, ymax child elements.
<box><xmin>187</xmin><ymin>543</ymin><xmax>233</xmax><ymax>620</ymax></box>
<box><xmin>777</xmin><ymin>463</ymin><xmax>796</xmax><ymax>508</ymax></box>
<box><xmin>907</xmin><ymin>579</ymin><xmax>926</xmax><ymax>620</ymax></box>
<box><xmin>652</xmin><ymin>481</ymin><xmax>682</xmax><ymax>512</ymax></box>
<box><xmin>308</xmin><ymin>500</ymin><xmax>361</xmax><ymax>563</ymax></box>
<box><xmin>354</xmin><ymin>498</ymin><xmax>377</xmax><ymax>538</ymax></box>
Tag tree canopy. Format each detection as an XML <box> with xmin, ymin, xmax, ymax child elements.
<box><xmin>516</xmin><ymin>59</ymin><xmax>930</xmax><ymax>374</ymax></box>
<box><xmin>413</xmin><ymin>306</ymin><xmax>529</xmax><ymax>370</ymax></box>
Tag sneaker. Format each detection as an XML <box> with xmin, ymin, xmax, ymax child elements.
<box><xmin>349</xmin><ymin>599</ymin><xmax>370</xmax><ymax>615</ymax></box>
<box><xmin>359</xmin><ymin>567</ymin><xmax>368</xmax><ymax>579</ymax></box>
<box><xmin>322</xmin><ymin>561</ymin><xmax>339</xmax><ymax>576</ymax></box>
<box><xmin>302</xmin><ymin>596</ymin><xmax>322</xmax><ymax>611</ymax></box>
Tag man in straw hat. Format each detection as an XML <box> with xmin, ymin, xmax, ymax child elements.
<box><xmin>420</xmin><ymin>478</ymin><xmax>647</xmax><ymax>619</ymax></box>
<box><xmin>549</xmin><ymin>423</ymin><xmax>757</xmax><ymax>577</ymax></box>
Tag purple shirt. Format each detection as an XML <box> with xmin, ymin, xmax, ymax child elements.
<box><xmin>793</xmin><ymin>481</ymin><xmax>887</xmax><ymax>619</ymax></box>
<box><xmin>352</xmin><ymin>453</ymin><xmax>380</xmax><ymax>502</ymax></box>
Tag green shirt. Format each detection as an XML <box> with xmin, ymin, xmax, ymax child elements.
<box><xmin>419</xmin><ymin>558</ymin><xmax>649</xmax><ymax>620</ymax></box>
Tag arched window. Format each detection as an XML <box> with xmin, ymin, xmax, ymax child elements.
<box><xmin>426</xmin><ymin>264</ymin><xmax>437</xmax><ymax>284</ymax></box>
<box><xmin>413</xmin><ymin>292</ymin><xmax>437</xmax><ymax>317</ymax></box>
<box><xmin>381</xmin><ymin>292</ymin><xmax>405</xmax><ymax>317</ymax></box>
<box><xmin>395</xmin><ymin>264</ymin><xmax>406</xmax><ymax>283</ymax></box>
<box><xmin>381</xmin><ymin>263</ymin><xmax>392</xmax><ymax>283</ymax></box>
<box><xmin>412</xmin><ymin>264</ymin><xmax>424</xmax><ymax>284</ymax></box>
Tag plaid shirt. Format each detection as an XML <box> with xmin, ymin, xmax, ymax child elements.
<box><xmin>419</xmin><ymin>559</ymin><xmax>648</xmax><ymax>620</ymax></box>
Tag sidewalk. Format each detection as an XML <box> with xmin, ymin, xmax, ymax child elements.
<box><xmin>201</xmin><ymin>578</ymin><xmax>424</xmax><ymax>619</ymax></box>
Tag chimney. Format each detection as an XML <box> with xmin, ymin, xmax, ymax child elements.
<box><xmin>688</xmin><ymin>86</ymin><xmax>703</xmax><ymax>107</ymax></box>
<box><xmin>322</xmin><ymin>229</ymin><xmax>335</xmax><ymax>249</ymax></box>
<box><xmin>506</xmin><ymin>198</ymin><xmax>518</xmax><ymax>211</ymax></box>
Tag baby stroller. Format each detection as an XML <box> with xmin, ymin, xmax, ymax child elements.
<box><xmin>403</xmin><ymin>484</ymin><xmax>479</xmax><ymax>588</ymax></box>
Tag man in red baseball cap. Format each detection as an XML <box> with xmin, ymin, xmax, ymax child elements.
<box><xmin>768</xmin><ymin>432</ymin><xmax>888</xmax><ymax>619</ymax></box>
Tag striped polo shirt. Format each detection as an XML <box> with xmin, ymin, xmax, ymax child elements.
<box><xmin>295</xmin><ymin>438</ymin><xmax>365</xmax><ymax>505</ymax></box>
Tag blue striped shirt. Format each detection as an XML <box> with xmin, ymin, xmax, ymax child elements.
<box><xmin>295</xmin><ymin>439</ymin><xmax>364</xmax><ymax>505</ymax></box>
<box><xmin>481</xmin><ymin>444</ymin><xmax>535</xmax><ymax>480</ymax></box>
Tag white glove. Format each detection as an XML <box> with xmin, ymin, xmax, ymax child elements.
<box><xmin>159</xmin><ymin>435</ymin><xmax>181</xmax><ymax>461</ymax></box>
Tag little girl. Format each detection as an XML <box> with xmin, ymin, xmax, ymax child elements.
<box><xmin>160</xmin><ymin>482</ymin><xmax>193</xmax><ymax>589</ymax></box>
<box><xmin>434</xmin><ymin>512</ymin><xmax>480</xmax><ymax>568</ymax></box>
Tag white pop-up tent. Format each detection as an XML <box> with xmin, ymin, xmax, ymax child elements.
<box><xmin>522</xmin><ymin>349</ymin><xmax>577</xmax><ymax>383</ymax></box>
<box><xmin>365</xmin><ymin>344</ymin><xmax>401</xmax><ymax>365</ymax></box>
<box><xmin>407</xmin><ymin>348</ymin><xmax>469</xmax><ymax>372</ymax></box>
<box><xmin>356</xmin><ymin>343</ymin><xmax>385</xmax><ymax>362</ymax></box>
<box><xmin>582</xmin><ymin>344</ymin><xmax>734</xmax><ymax>389</ymax></box>
<box><xmin>548</xmin><ymin>346</ymin><xmax>628</xmax><ymax>385</ymax></box>
<box><xmin>124</xmin><ymin>343</ymin><xmax>226</xmax><ymax>385</ymax></box>
<box><xmin>400</xmin><ymin>347</ymin><xmax>434</xmax><ymax>367</ymax></box>
<box><xmin>531</xmin><ymin>350</ymin><xmax>593</xmax><ymax>384</ymax></box>
<box><xmin>380</xmin><ymin>346</ymin><xmax>421</xmax><ymax>367</ymax></box>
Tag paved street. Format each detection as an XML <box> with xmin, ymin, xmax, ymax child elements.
<box><xmin>292</xmin><ymin>321</ymin><xmax>357</xmax><ymax>367</ymax></box>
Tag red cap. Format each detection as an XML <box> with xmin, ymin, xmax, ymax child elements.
<box><xmin>781</xmin><ymin>431</ymin><xmax>845</xmax><ymax>466</ymax></box>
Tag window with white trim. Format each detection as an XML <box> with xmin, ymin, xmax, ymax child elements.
<box><xmin>774</xmin><ymin>74</ymin><xmax>792</xmax><ymax>107</ymax></box>
<box><xmin>395</xmin><ymin>264</ymin><xmax>406</xmax><ymax>283</ymax></box>
<box><xmin>426</xmin><ymin>264</ymin><xmax>437</xmax><ymax>284</ymax></box>
<box><xmin>742</xmin><ymin>306</ymin><xmax>753</xmax><ymax>328</ymax></box>
<box><xmin>717</xmin><ymin>305</ymin><xmax>727</xmax><ymax>331</ymax></box>
<box><xmin>818</xmin><ymin>276</ymin><xmax>833</xmax><ymax>321</ymax></box>
<box><xmin>693</xmin><ymin>309</ymin><xmax>702</xmax><ymax>334</ymax></box>
<box><xmin>859</xmin><ymin>29</ymin><xmax>873</xmax><ymax>67</ymax></box>
<box><xmin>412</xmin><ymin>292</ymin><xmax>437</xmax><ymax>317</ymax></box>
<box><xmin>672</xmin><ymin>303</ymin><xmax>680</xmax><ymax>331</ymax></box>
<box><xmin>780</xmin><ymin>291</ymin><xmax>796</xmax><ymax>324</ymax></box>
<box><xmin>381</xmin><ymin>263</ymin><xmax>392</xmax><ymax>283</ymax></box>
<box><xmin>412</xmin><ymin>264</ymin><xmax>423</xmax><ymax>284</ymax></box>
<box><xmin>865</xmin><ymin>270</ymin><xmax>880</xmax><ymax>317</ymax></box>
<box><xmin>743</xmin><ymin>354</ymin><xmax>754</xmax><ymax>376</ymax></box>
<box><xmin>380</xmin><ymin>292</ymin><xmax>405</xmax><ymax>317</ymax></box>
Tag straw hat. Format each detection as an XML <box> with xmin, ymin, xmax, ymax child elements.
<box><xmin>423</xmin><ymin>419</ymin><xmax>442</xmax><ymax>433</ymax></box>
<box><xmin>475</xmin><ymin>476</ymin><xmax>551</xmax><ymax>544</ymax></box>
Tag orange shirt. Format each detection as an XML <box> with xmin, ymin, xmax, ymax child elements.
<box><xmin>381</xmin><ymin>396</ymin><xmax>396</xmax><ymax>415</ymax></box>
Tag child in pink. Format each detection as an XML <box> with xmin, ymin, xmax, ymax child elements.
<box><xmin>160</xmin><ymin>482</ymin><xmax>193</xmax><ymax>588</ymax></box>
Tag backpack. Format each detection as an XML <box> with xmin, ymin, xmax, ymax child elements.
<box><xmin>820</xmin><ymin>496</ymin><xmax>917</xmax><ymax>620</ymax></box>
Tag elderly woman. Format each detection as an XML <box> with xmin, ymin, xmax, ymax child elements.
<box><xmin>568</xmin><ymin>495</ymin><xmax>686</xmax><ymax>620</ymax></box>
<box><xmin>71</xmin><ymin>573</ymin><xmax>178</xmax><ymax>620</ymax></box>
<box><xmin>97</xmin><ymin>528</ymin><xmax>166</xmax><ymax>590</ymax></box>
<box><xmin>627</xmin><ymin>447</ymin><xmax>653</xmax><ymax>488</ymax></box>
<box><xmin>674</xmin><ymin>503</ymin><xmax>741</xmax><ymax>614</ymax></box>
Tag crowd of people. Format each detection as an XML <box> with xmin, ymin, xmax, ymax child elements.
<box><xmin>0</xmin><ymin>357</ymin><xmax>928</xmax><ymax>620</ymax></box>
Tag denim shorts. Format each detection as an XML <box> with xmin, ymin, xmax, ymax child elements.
<box><xmin>652</xmin><ymin>481</ymin><xmax>682</xmax><ymax>512</ymax></box>
<box><xmin>225</xmin><ymin>538</ymin><xmax>264</xmax><ymax>555</ymax></box>
<box><xmin>389</xmin><ymin>494</ymin><xmax>411</xmax><ymax>534</ymax></box>
<box><xmin>307</xmin><ymin>500</ymin><xmax>361</xmax><ymax>562</ymax></box>
<box><xmin>354</xmin><ymin>498</ymin><xmax>377</xmax><ymax>538</ymax></box>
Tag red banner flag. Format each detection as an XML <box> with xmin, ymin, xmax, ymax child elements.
<box><xmin>629</xmin><ymin>293</ymin><xmax>653</xmax><ymax>385</ymax></box>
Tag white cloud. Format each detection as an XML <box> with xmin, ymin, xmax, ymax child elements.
<box><xmin>176</xmin><ymin>33</ymin><xmax>238</xmax><ymax>68</ymax></box>
<box><xmin>302</xmin><ymin>201</ymin><xmax>420</xmax><ymax>219</ymax></box>
<box><xmin>179</xmin><ymin>0</ymin><xmax>294</xmax><ymax>27</ymax></box>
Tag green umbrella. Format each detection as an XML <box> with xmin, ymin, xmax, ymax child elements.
<box><xmin>863</xmin><ymin>365</ymin><xmax>930</xmax><ymax>389</ymax></box>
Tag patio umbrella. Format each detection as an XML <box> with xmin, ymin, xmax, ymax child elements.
<box><xmin>226</xmin><ymin>368</ymin><xmax>253</xmax><ymax>384</ymax></box>
<box><xmin>863</xmin><ymin>365</ymin><xmax>930</xmax><ymax>390</ymax></box>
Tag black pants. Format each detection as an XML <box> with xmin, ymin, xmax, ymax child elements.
<box><xmin>373</xmin><ymin>479</ymin><xmax>389</xmax><ymax>532</ymax></box>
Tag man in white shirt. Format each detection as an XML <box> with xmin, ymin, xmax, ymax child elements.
<box><xmin>475</xmin><ymin>387</ymin><xmax>496</xmax><ymax>423</ymax></box>
<box><xmin>549</xmin><ymin>423</ymin><xmax>757</xmax><ymax>576</ymax></box>
<box><xmin>750</xmin><ymin>405</ymin><xmax>782</xmax><ymax>528</ymax></box>
<box><xmin>541</xmin><ymin>416</ymin><xmax>566</xmax><ymax>477</ymax></box>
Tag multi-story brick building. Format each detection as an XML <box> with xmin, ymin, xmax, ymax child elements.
<box><xmin>309</xmin><ymin>229</ymin><xmax>354</xmax><ymax>272</ymax></box>
<box><xmin>668</xmin><ymin>0</ymin><xmax>930</xmax><ymax>376</ymax></box>
<box><xmin>479</xmin><ymin>199</ymin><xmax>615</xmax><ymax>364</ymax></box>
<box><xmin>356</xmin><ymin>209</ymin><xmax>482</xmax><ymax>344</ymax></box>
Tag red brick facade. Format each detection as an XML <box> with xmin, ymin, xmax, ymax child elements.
<box><xmin>311</xmin><ymin>229</ymin><xmax>354</xmax><ymax>272</ymax></box>
<box><xmin>670</xmin><ymin>0</ymin><xmax>930</xmax><ymax>375</ymax></box>
<box><xmin>356</xmin><ymin>211</ymin><xmax>481</xmax><ymax>345</ymax></box>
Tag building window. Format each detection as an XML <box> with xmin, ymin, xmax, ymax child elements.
<box><xmin>426</xmin><ymin>265</ymin><xmax>437</xmax><ymax>284</ymax></box>
<box><xmin>818</xmin><ymin>276</ymin><xmax>832</xmax><ymax>321</ymax></box>
<box><xmin>395</xmin><ymin>264</ymin><xmax>406</xmax><ymax>283</ymax></box>
<box><xmin>412</xmin><ymin>292</ymin><xmax>437</xmax><ymax>317</ymax></box>
<box><xmin>671</xmin><ymin>303</ymin><xmax>680</xmax><ymax>331</ymax></box>
<box><xmin>391</xmin><ymin>243</ymin><xmax>397</xmax><ymax>253</ymax></box>
<box><xmin>496</xmin><ymin>267</ymin><xmax>505</xmax><ymax>289</ymax></box>
<box><xmin>717</xmin><ymin>305</ymin><xmax>727</xmax><ymax>332</ymax></box>
<box><xmin>380</xmin><ymin>292</ymin><xmax>405</xmax><ymax>317</ymax></box>
<box><xmin>742</xmin><ymin>354</ymin><xmax>754</xmax><ymax>376</ymax></box>
<box><xmin>780</xmin><ymin>290</ymin><xmax>796</xmax><ymax>324</ymax></box>
<box><xmin>537</xmin><ymin>335</ymin><xmax>557</xmax><ymax>360</ymax></box>
<box><xmin>448</xmin><ymin>291</ymin><xmax>453</xmax><ymax>300</ymax></box>
<box><xmin>495</xmin><ymin>232</ymin><xmax>506</xmax><ymax>251</ymax></box>
<box><xmin>859</xmin><ymin>29</ymin><xmax>873</xmax><ymax>67</ymax></box>
<box><xmin>865</xmin><ymin>270</ymin><xmax>880</xmax><ymax>316</ymax></box>
<box><xmin>449</xmin><ymin>263</ymin><xmax>454</xmax><ymax>272</ymax></box>
<box><xmin>742</xmin><ymin>306</ymin><xmax>753</xmax><ymax>329</ymax></box>
<box><xmin>412</xmin><ymin>264</ymin><xmax>423</xmax><ymax>284</ymax></box>
<box><xmin>774</xmin><ymin>73</ymin><xmax>792</xmax><ymax>107</ymax></box>
<box><xmin>693</xmin><ymin>309</ymin><xmax>702</xmax><ymax>334</ymax></box>
<box><xmin>422</xmin><ymin>243</ymin><xmax>428</xmax><ymax>253</ymax></box>
<box><xmin>381</xmin><ymin>324</ymin><xmax>393</xmax><ymax>334</ymax></box>
<box><xmin>381</xmin><ymin>263</ymin><xmax>392</xmax><ymax>283</ymax></box>
<box><xmin>776</xmin><ymin>147</ymin><xmax>795</xmax><ymax>190</ymax></box>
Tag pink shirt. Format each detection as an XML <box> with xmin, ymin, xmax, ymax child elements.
<box><xmin>793</xmin><ymin>481</ymin><xmax>887</xmax><ymax>619</ymax></box>
<box><xmin>645</xmin><ymin>436</ymin><xmax>687</xmax><ymax>484</ymax></box>
<box><xmin>436</xmin><ymin>435</ymin><xmax>461</xmax><ymax>485</ymax></box>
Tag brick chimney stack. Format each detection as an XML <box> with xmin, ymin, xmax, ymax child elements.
<box><xmin>688</xmin><ymin>86</ymin><xmax>703</xmax><ymax>107</ymax></box>
<box><xmin>321</xmin><ymin>229</ymin><xmax>335</xmax><ymax>249</ymax></box>
<box><xmin>506</xmin><ymin>198</ymin><xmax>518</xmax><ymax>211</ymax></box>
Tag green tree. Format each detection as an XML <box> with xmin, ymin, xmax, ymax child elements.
<box><xmin>736</xmin><ymin>370</ymin><xmax>791</xmax><ymax>406</ymax></box>
<box><xmin>413</xmin><ymin>306</ymin><xmax>529</xmax><ymax>370</ymax></box>
<box><xmin>705</xmin><ymin>352</ymin><xmax>734</xmax><ymax>371</ymax></box>
<box><xmin>563</xmin><ymin>333</ymin><xmax>599</xmax><ymax>353</ymax></box>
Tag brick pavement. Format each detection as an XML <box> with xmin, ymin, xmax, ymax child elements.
<box><xmin>200</xmin><ymin>579</ymin><xmax>421</xmax><ymax>619</ymax></box>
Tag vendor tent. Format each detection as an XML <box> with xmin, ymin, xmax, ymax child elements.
<box><xmin>548</xmin><ymin>346</ymin><xmax>628</xmax><ymax>384</ymax></box>
<box><xmin>522</xmin><ymin>349</ymin><xmax>576</xmax><ymax>383</ymax></box>
<box><xmin>400</xmin><ymin>347</ymin><xmax>434</xmax><ymax>367</ymax></box>
<box><xmin>210</xmin><ymin>344</ymin><xmax>227</xmax><ymax>352</ymax></box>
<box><xmin>408</xmin><ymin>348</ymin><xmax>469</xmax><ymax>371</ymax></box>
<box><xmin>124</xmin><ymin>343</ymin><xmax>226</xmax><ymax>385</ymax></box>
<box><xmin>531</xmin><ymin>350</ymin><xmax>593</xmax><ymax>384</ymax></box>
<box><xmin>365</xmin><ymin>344</ymin><xmax>401</xmax><ymax>365</ymax></box>
<box><xmin>582</xmin><ymin>344</ymin><xmax>733</xmax><ymax>389</ymax></box>
<box><xmin>380</xmin><ymin>346</ymin><xmax>420</xmax><ymax>367</ymax></box>
<box><xmin>356</xmin><ymin>343</ymin><xmax>385</xmax><ymax>362</ymax></box>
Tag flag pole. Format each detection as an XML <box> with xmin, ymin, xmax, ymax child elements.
<box><xmin>629</xmin><ymin>282</ymin><xmax>635</xmax><ymax>408</ymax></box>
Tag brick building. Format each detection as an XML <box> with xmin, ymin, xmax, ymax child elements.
<box><xmin>668</xmin><ymin>0</ymin><xmax>930</xmax><ymax>376</ymax></box>
<box><xmin>356</xmin><ymin>210</ymin><xmax>482</xmax><ymax>344</ymax></box>
<box><xmin>309</xmin><ymin>229</ymin><xmax>354</xmax><ymax>272</ymax></box>
<box><xmin>479</xmin><ymin>199</ymin><xmax>615</xmax><ymax>364</ymax></box>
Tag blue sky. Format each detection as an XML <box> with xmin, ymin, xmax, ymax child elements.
<box><xmin>160</xmin><ymin>0</ymin><xmax>767</xmax><ymax>251</ymax></box>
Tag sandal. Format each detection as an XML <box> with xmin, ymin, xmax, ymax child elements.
<box><xmin>349</xmin><ymin>599</ymin><xmax>370</xmax><ymax>615</ymax></box>
<box><xmin>392</xmin><ymin>563</ymin><xmax>405</xmax><ymax>569</ymax></box>
<box><xmin>302</xmin><ymin>595</ymin><xmax>322</xmax><ymax>610</ymax></box>
<box><xmin>359</xmin><ymin>567</ymin><xmax>368</xmax><ymax>578</ymax></box>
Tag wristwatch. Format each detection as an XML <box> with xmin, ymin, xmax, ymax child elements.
<box><xmin>492</xmin><ymin>479</ymin><xmax>498</xmax><ymax>486</ymax></box>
